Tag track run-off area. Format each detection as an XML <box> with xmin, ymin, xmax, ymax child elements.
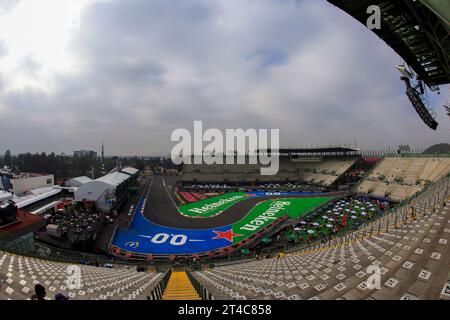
<box><xmin>110</xmin><ymin>176</ymin><xmax>335</xmax><ymax>256</ymax></box>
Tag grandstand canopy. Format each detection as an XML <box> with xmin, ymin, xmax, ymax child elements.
<box><xmin>328</xmin><ymin>0</ymin><xmax>450</xmax><ymax>90</ymax></box>
<box><xmin>258</xmin><ymin>147</ymin><xmax>359</xmax><ymax>156</ymax></box>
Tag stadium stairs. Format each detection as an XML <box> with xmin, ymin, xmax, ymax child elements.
<box><xmin>161</xmin><ymin>270</ymin><xmax>201</xmax><ymax>300</ymax></box>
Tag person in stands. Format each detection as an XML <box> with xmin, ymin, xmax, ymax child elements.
<box><xmin>31</xmin><ymin>284</ymin><xmax>46</xmax><ymax>300</ymax></box>
<box><xmin>136</xmin><ymin>265</ymin><xmax>145</xmax><ymax>272</ymax></box>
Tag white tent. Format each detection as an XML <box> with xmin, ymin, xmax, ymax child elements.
<box><xmin>65</xmin><ymin>176</ymin><xmax>93</xmax><ymax>188</ymax></box>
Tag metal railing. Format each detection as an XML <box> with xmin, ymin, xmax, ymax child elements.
<box><xmin>291</xmin><ymin>173</ymin><xmax>449</xmax><ymax>255</ymax></box>
<box><xmin>148</xmin><ymin>269</ymin><xmax>172</xmax><ymax>300</ymax></box>
<box><xmin>186</xmin><ymin>269</ymin><xmax>213</xmax><ymax>300</ymax></box>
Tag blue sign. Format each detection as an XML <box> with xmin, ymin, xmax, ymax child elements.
<box><xmin>1</xmin><ymin>175</ymin><xmax>10</xmax><ymax>192</ymax></box>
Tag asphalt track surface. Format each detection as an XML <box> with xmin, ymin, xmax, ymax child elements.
<box><xmin>144</xmin><ymin>175</ymin><xmax>332</xmax><ymax>229</ymax></box>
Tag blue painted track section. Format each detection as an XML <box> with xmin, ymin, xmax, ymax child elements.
<box><xmin>111</xmin><ymin>189</ymin><xmax>325</xmax><ymax>255</ymax></box>
<box><xmin>112</xmin><ymin>196</ymin><xmax>232</xmax><ymax>255</ymax></box>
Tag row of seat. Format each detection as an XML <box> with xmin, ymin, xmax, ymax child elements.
<box><xmin>192</xmin><ymin>176</ymin><xmax>450</xmax><ymax>300</ymax></box>
<box><xmin>357</xmin><ymin>157</ymin><xmax>450</xmax><ymax>201</ymax></box>
<box><xmin>0</xmin><ymin>254</ymin><xmax>164</xmax><ymax>300</ymax></box>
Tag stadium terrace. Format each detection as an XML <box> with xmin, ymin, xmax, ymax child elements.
<box><xmin>171</xmin><ymin>121</ymin><xmax>280</xmax><ymax>175</ymax></box>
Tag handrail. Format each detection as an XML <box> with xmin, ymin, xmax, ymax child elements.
<box><xmin>148</xmin><ymin>269</ymin><xmax>172</xmax><ymax>300</ymax></box>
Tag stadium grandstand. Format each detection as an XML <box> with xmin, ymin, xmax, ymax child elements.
<box><xmin>1</xmin><ymin>0</ymin><xmax>450</xmax><ymax>305</ymax></box>
<box><xmin>357</xmin><ymin>155</ymin><xmax>450</xmax><ymax>202</ymax></box>
<box><xmin>74</xmin><ymin>167</ymin><xmax>139</xmax><ymax>212</ymax></box>
<box><xmin>180</xmin><ymin>147</ymin><xmax>359</xmax><ymax>188</ymax></box>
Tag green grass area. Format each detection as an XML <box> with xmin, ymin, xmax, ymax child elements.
<box><xmin>232</xmin><ymin>197</ymin><xmax>334</xmax><ymax>243</ymax></box>
<box><xmin>178</xmin><ymin>192</ymin><xmax>250</xmax><ymax>218</ymax></box>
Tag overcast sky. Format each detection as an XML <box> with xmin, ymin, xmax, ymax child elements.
<box><xmin>0</xmin><ymin>0</ymin><xmax>448</xmax><ymax>156</ymax></box>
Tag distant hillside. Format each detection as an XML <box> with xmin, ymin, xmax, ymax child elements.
<box><xmin>424</xmin><ymin>143</ymin><xmax>450</xmax><ymax>154</ymax></box>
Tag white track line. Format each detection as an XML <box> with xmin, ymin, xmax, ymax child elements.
<box><xmin>162</xmin><ymin>176</ymin><xmax>183</xmax><ymax>214</ymax></box>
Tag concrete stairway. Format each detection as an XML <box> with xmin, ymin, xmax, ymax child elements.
<box><xmin>162</xmin><ymin>271</ymin><xmax>201</xmax><ymax>300</ymax></box>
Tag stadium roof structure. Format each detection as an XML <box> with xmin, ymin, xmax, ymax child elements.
<box><xmin>278</xmin><ymin>147</ymin><xmax>358</xmax><ymax>154</ymax></box>
<box><xmin>258</xmin><ymin>147</ymin><xmax>359</xmax><ymax>156</ymax></box>
<box><xmin>328</xmin><ymin>0</ymin><xmax>450</xmax><ymax>90</ymax></box>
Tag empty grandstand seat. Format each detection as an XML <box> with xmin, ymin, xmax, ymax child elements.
<box><xmin>357</xmin><ymin>157</ymin><xmax>450</xmax><ymax>202</ymax></box>
<box><xmin>193</xmin><ymin>176</ymin><xmax>449</xmax><ymax>300</ymax></box>
<box><xmin>0</xmin><ymin>253</ymin><xmax>163</xmax><ymax>300</ymax></box>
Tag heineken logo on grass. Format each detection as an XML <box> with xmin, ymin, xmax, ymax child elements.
<box><xmin>240</xmin><ymin>200</ymin><xmax>291</xmax><ymax>231</ymax></box>
<box><xmin>187</xmin><ymin>195</ymin><xmax>246</xmax><ymax>215</ymax></box>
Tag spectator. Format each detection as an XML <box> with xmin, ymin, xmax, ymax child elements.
<box><xmin>136</xmin><ymin>265</ymin><xmax>145</xmax><ymax>272</ymax></box>
<box><xmin>31</xmin><ymin>284</ymin><xmax>46</xmax><ymax>300</ymax></box>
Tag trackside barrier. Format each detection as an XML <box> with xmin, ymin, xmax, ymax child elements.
<box><xmin>186</xmin><ymin>269</ymin><xmax>213</xmax><ymax>300</ymax></box>
<box><xmin>149</xmin><ymin>269</ymin><xmax>172</xmax><ymax>300</ymax></box>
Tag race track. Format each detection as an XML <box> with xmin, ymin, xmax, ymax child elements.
<box><xmin>110</xmin><ymin>175</ymin><xmax>337</xmax><ymax>255</ymax></box>
<box><xmin>144</xmin><ymin>175</ymin><xmax>329</xmax><ymax>229</ymax></box>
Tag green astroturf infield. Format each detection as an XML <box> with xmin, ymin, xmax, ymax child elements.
<box><xmin>178</xmin><ymin>192</ymin><xmax>250</xmax><ymax>218</ymax></box>
<box><xmin>231</xmin><ymin>197</ymin><xmax>334</xmax><ymax>244</ymax></box>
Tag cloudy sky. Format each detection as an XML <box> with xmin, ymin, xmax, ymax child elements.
<box><xmin>0</xmin><ymin>0</ymin><xmax>448</xmax><ymax>156</ymax></box>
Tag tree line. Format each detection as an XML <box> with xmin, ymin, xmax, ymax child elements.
<box><xmin>0</xmin><ymin>150</ymin><xmax>178</xmax><ymax>181</ymax></box>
